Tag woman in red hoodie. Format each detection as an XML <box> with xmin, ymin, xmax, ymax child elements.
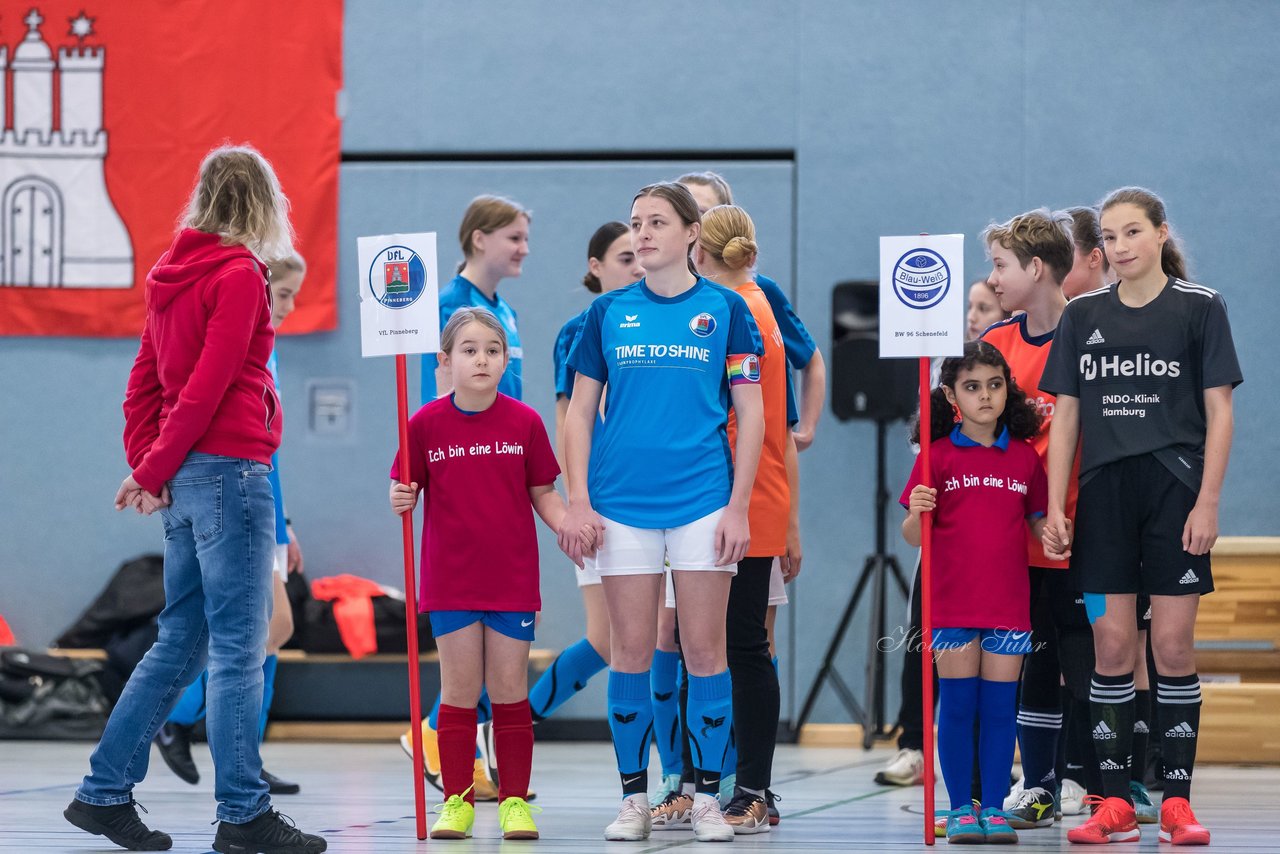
<box><xmin>65</xmin><ymin>145</ymin><xmax>326</xmax><ymax>854</ymax></box>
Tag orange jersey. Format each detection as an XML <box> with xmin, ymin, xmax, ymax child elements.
<box><xmin>727</xmin><ymin>280</ymin><xmax>790</xmax><ymax>556</ymax></box>
<box><xmin>981</xmin><ymin>314</ymin><xmax>1079</xmax><ymax>568</ymax></box>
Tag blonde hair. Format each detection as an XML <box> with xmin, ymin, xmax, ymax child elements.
<box><xmin>677</xmin><ymin>171</ymin><xmax>734</xmax><ymax>206</ymax></box>
<box><xmin>698</xmin><ymin>204</ymin><xmax>758</xmax><ymax>271</ymax></box>
<box><xmin>440</xmin><ymin>306</ymin><xmax>509</xmax><ymax>355</ymax></box>
<box><xmin>183</xmin><ymin>145</ymin><xmax>294</xmax><ymax>261</ymax></box>
<box><xmin>458</xmin><ymin>195</ymin><xmax>531</xmax><ymax>263</ymax></box>
<box><xmin>981</xmin><ymin>208</ymin><xmax>1074</xmax><ymax>285</ymax></box>
<box><xmin>266</xmin><ymin>252</ymin><xmax>306</xmax><ymax>283</ymax></box>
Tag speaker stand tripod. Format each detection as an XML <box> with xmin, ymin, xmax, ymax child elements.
<box><xmin>794</xmin><ymin>419</ymin><xmax>910</xmax><ymax>748</ymax></box>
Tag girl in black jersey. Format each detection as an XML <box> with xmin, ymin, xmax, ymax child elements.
<box><xmin>1041</xmin><ymin>187</ymin><xmax>1242</xmax><ymax>846</ymax></box>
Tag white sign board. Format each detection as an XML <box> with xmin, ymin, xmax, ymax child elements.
<box><xmin>878</xmin><ymin>234</ymin><xmax>965</xmax><ymax>359</ymax></box>
<box><xmin>358</xmin><ymin>232</ymin><xmax>440</xmax><ymax>358</ymax></box>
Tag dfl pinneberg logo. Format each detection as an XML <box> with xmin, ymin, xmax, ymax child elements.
<box><xmin>368</xmin><ymin>245</ymin><xmax>427</xmax><ymax>309</ymax></box>
<box><xmin>689</xmin><ymin>312</ymin><xmax>717</xmax><ymax>337</ymax></box>
<box><xmin>892</xmin><ymin>248</ymin><xmax>951</xmax><ymax>310</ymax></box>
<box><xmin>739</xmin><ymin>354</ymin><xmax>760</xmax><ymax>382</ymax></box>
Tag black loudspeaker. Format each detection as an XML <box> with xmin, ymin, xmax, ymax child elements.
<box><xmin>831</xmin><ymin>280</ymin><xmax>918</xmax><ymax>422</ymax></box>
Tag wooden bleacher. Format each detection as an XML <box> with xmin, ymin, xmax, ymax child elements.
<box><xmin>798</xmin><ymin>537</ymin><xmax>1280</xmax><ymax>764</ymax></box>
<box><xmin>1193</xmin><ymin>537</ymin><xmax>1280</xmax><ymax>763</ymax></box>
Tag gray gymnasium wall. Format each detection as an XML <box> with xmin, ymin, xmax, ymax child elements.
<box><xmin>2</xmin><ymin>1</ymin><xmax>1277</xmax><ymax>728</ymax></box>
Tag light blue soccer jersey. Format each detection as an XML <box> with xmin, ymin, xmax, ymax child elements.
<box><xmin>266</xmin><ymin>348</ymin><xmax>289</xmax><ymax>546</ymax></box>
<box><xmin>567</xmin><ymin>278</ymin><xmax>763</xmax><ymax>529</ymax></box>
<box><xmin>553</xmin><ymin>310</ymin><xmax>586</xmax><ymax>399</ymax></box>
<box><xmin>420</xmin><ymin>274</ymin><xmax>523</xmax><ymax>403</ymax></box>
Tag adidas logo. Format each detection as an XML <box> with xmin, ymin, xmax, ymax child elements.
<box><xmin>1093</xmin><ymin>721</ymin><xmax>1118</xmax><ymax>740</ymax></box>
<box><xmin>1086</xmin><ymin>328</ymin><xmax>1106</xmax><ymax>345</ymax></box>
<box><xmin>1179</xmin><ymin>569</ymin><xmax>1200</xmax><ymax>585</ymax></box>
<box><xmin>1166</xmin><ymin>768</ymin><xmax>1191</xmax><ymax>781</ymax></box>
<box><xmin>1134</xmin><ymin>720</ymin><xmax>1149</xmax><ymax>734</ymax></box>
<box><xmin>1099</xmin><ymin>759</ymin><xmax>1125</xmax><ymax>771</ymax></box>
<box><xmin>1165</xmin><ymin>722</ymin><xmax>1196</xmax><ymax>738</ymax></box>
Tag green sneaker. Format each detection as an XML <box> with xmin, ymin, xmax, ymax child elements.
<box><xmin>430</xmin><ymin>789</ymin><xmax>475</xmax><ymax>840</ymax></box>
<box><xmin>1129</xmin><ymin>779</ymin><xmax>1158</xmax><ymax>824</ymax></box>
<box><xmin>498</xmin><ymin>796</ymin><xmax>542</xmax><ymax>840</ymax></box>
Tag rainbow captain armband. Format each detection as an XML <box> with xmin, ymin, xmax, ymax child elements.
<box><xmin>727</xmin><ymin>353</ymin><xmax>762</xmax><ymax>385</ymax></box>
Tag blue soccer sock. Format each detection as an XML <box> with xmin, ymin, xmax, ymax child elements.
<box><xmin>1016</xmin><ymin>704</ymin><xmax>1062</xmax><ymax>791</ymax></box>
<box><xmin>979</xmin><ymin>679</ymin><xmax>1020</xmax><ymax>811</ymax></box>
<box><xmin>686</xmin><ymin>670</ymin><xmax>733</xmax><ymax>796</ymax></box>
<box><xmin>650</xmin><ymin>649</ymin><xmax>683</xmax><ymax>775</ymax></box>
<box><xmin>529</xmin><ymin>638</ymin><xmax>607</xmax><ymax>721</ymax></box>
<box><xmin>938</xmin><ymin>676</ymin><xmax>979</xmax><ymax>811</ymax></box>
<box><xmin>258</xmin><ymin>654</ymin><xmax>278</xmax><ymax>742</ymax></box>
<box><xmin>429</xmin><ymin>689</ymin><xmax>492</xmax><ymax>728</ymax></box>
<box><xmin>721</xmin><ymin>726</ymin><xmax>738</xmax><ymax>782</ymax></box>
<box><xmin>168</xmin><ymin>669</ymin><xmax>208</xmax><ymax>727</ymax></box>
<box><xmin>608</xmin><ymin>669</ymin><xmax>654</xmax><ymax>795</ymax></box>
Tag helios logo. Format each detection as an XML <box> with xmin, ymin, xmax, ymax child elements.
<box><xmin>1079</xmin><ymin>352</ymin><xmax>1180</xmax><ymax>381</ymax></box>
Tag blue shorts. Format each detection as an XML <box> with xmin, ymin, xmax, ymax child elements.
<box><xmin>428</xmin><ymin>610</ymin><xmax>536</xmax><ymax>642</ymax></box>
<box><xmin>932</xmin><ymin>627</ymin><xmax>1032</xmax><ymax>656</ymax></box>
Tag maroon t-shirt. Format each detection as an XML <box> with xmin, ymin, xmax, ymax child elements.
<box><xmin>391</xmin><ymin>394</ymin><xmax>560</xmax><ymax>612</ymax></box>
<box><xmin>900</xmin><ymin>427</ymin><xmax>1048</xmax><ymax>632</ymax></box>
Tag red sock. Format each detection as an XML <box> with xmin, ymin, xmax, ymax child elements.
<box><xmin>492</xmin><ymin>699</ymin><xmax>534</xmax><ymax>802</ymax></box>
<box><xmin>437</xmin><ymin>703</ymin><xmax>478</xmax><ymax>804</ymax></box>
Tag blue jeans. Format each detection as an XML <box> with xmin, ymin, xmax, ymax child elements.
<box><xmin>76</xmin><ymin>453</ymin><xmax>275</xmax><ymax>823</ymax></box>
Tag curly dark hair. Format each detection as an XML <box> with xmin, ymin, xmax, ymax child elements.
<box><xmin>909</xmin><ymin>340</ymin><xmax>1043</xmax><ymax>444</ymax></box>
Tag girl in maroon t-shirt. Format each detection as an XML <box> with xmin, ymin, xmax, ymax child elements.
<box><xmin>900</xmin><ymin>341</ymin><xmax>1047</xmax><ymax>844</ymax></box>
<box><xmin>390</xmin><ymin>307</ymin><xmax>592</xmax><ymax>841</ymax></box>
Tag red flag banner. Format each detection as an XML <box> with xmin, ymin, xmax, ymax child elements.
<box><xmin>0</xmin><ymin>1</ymin><xmax>341</xmax><ymax>336</ymax></box>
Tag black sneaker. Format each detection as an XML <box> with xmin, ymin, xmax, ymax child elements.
<box><xmin>213</xmin><ymin>809</ymin><xmax>326</xmax><ymax>854</ymax></box>
<box><xmin>64</xmin><ymin>798</ymin><xmax>173</xmax><ymax>851</ymax></box>
<box><xmin>154</xmin><ymin>722</ymin><xmax>199</xmax><ymax>785</ymax></box>
<box><xmin>765</xmin><ymin>789</ymin><xmax>781</xmax><ymax>826</ymax></box>
<box><xmin>1006</xmin><ymin>785</ymin><xmax>1056</xmax><ymax>829</ymax></box>
<box><xmin>261</xmin><ymin>769</ymin><xmax>301</xmax><ymax>795</ymax></box>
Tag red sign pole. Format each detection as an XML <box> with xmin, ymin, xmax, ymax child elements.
<box><xmin>919</xmin><ymin>355</ymin><xmax>936</xmax><ymax>845</ymax></box>
<box><xmin>396</xmin><ymin>354</ymin><xmax>428</xmax><ymax>840</ymax></box>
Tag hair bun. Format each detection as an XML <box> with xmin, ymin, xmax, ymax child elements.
<box><xmin>722</xmin><ymin>235</ymin><xmax>758</xmax><ymax>268</ymax></box>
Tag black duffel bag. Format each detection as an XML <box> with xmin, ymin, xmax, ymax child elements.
<box><xmin>0</xmin><ymin>648</ymin><xmax>109</xmax><ymax>739</ymax></box>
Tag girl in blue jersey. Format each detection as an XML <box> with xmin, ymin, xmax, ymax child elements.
<box><xmin>560</xmin><ymin>182</ymin><xmax>765</xmax><ymax>843</ymax></box>
<box><xmin>526</xmin><ymin>222</ymin><xmax>643</xmax><ymax>724</ymax></box>
<box><xmin>407</xmin><ymin>194</ymin><xmax>531</xmax><ymax>800</ymax></box>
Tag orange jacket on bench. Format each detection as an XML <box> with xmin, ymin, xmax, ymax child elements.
<box><xmin>310</xmin><ymin>575</ymin><xmax>386</xmax><ymax>659</ymax></box>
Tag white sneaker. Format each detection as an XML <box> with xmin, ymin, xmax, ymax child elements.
<box><xmin>1058</xmin><ymin>777</ymin><xmax>1086</xmax><ymax>816</ymax></box>
<box><xmin>691</xmin><ymin>793</ymin><xmax>734</xmax><ymax>842</ymax></box>
<box><xmin>874</xmin><ymin>748</ymin><xmax>925</xmax><ymax>786</ymax></box>
<box><xmin>1003</xmin><ymin>775</ymin><xmax>1026</xmax><ymax>810</ymax></box>
<box><xmin>605</xmin><ymin>794</ymin><xmax>652</xmax><ymax>841</ymax></box>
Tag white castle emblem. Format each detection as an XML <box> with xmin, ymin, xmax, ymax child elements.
<box><xmin>0</xmin><ymin>8</ymin><xmax>132</xmax><ymax>287</ymax></box>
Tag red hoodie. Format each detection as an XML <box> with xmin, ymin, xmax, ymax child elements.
<box><xmin>124</xmin><ymin>229</ymin><xmax>281</xmax><ymax>495</ymax></box>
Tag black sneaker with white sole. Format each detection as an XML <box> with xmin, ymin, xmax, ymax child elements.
<box><xmin>212</xmin><ymin>809</ymin><xmax>326</xmax><ymax>854</ymax></box>
<box><xmin>1007</xmin><ymin>786</ymin><xmax>1057</xmax><ymax>829</ymax></box>
<box><xmin>64</xmin><ymin>798</ymin><xmax>173</xmax><ymax>851</ymax></box>
<box><xmin>154</xmin><ymin>722</ymin><xmax>199</xmax><ymax>785</ymax></box>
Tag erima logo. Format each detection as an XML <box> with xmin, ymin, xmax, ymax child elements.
<box><xmin>1079</xmin><ymin>352</ymin><xmax>1181</xmax><ymax>381</ymax></box>
<box><xmin>653</xmin><ymin>691</ymin><xmax>673</xmax><ymax>702</ymax></box>
<box><xmin>1180</xmin><ymin>569</ymin><xmax>1200</xmax><ymax>585</ymax></box>
<box><xmin>1166</xmin><ymin>768</ymin><xmax>1191</xmax><ymax>780</ymax></box>
<box><xmin>1086</xmin><ymin>329</ymin><xmax>1106</xmax><ymax>345</ymax></box>
<box><xmin>1098</xmin><ymin>759</ymin><xmax>1125</xmax><ymax>771</ymax></box>
<box><xmin>1134</xmin><ymin>720</ymin><xmax>1149</xmax><ymax>734</ymax></box>
<box><xmin>1165</xmin><ymin>722</ymin><xmax>1196</xmax><ymax>738</ymax></box>
<box><xmin>619</xmin><ymin>313</ymin><xmax>641</xmax><ymax>329</ymax></box>
<box><xmin>700</xmin><ymin>714</ymin><xmax>726</xmax><ymax>738</ymax></box>
<box><xmin>1093</xmin><ymin>721</ymin><xmax>1118</xmax><ymax>740</ymax></box>
<box><xmin>613</xmin><ymin>711</ymin><xmax>638</xmax><ymax>724</ymax></box>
